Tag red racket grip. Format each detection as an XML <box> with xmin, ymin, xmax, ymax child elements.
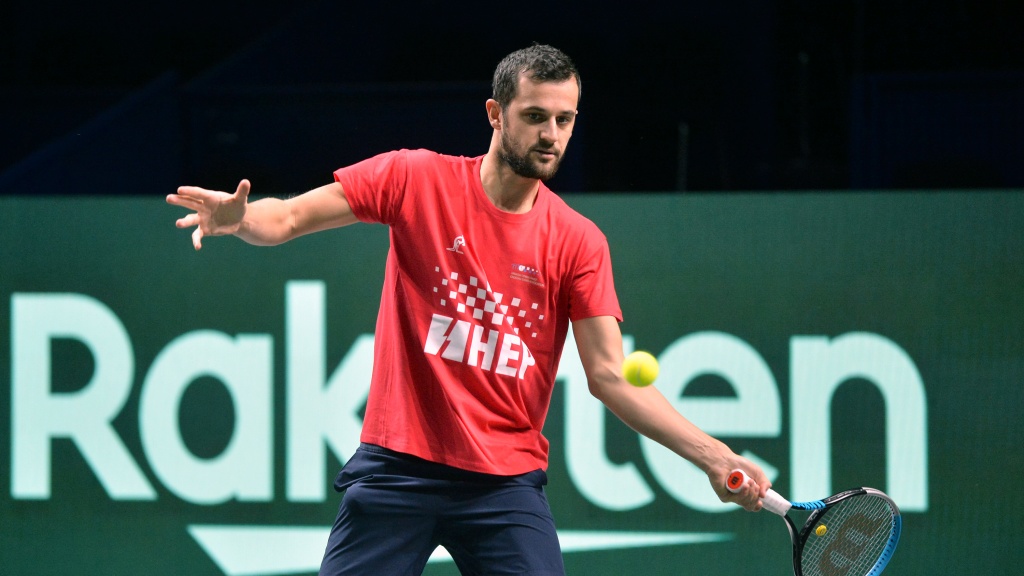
<box><xmin>726</xmin><ymin>469</ymin><xmax>749</xmax><ymax>493</ymax></box>
<box><xmin>726</xmin><ymin>469</ymin><xmax>791</xmax><ymax>516</ymax></box>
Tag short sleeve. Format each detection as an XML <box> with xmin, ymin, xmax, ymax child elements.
<box><xmin>333</xmin><ymin>150</ymin><xmax>409</xmax><ymax>225</ymax></box>
<box><xmin>567</xmin><ymin>228</ymin><xmax>623</xmax><ymax>322</ymax></box>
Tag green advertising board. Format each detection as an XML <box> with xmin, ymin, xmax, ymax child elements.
<box><xmin>1</xmin><ymin>191</ymin><xmax>1021</xmax><ymax>574</ymax></box>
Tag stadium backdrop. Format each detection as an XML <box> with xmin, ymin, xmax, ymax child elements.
<box><xmin>1</xmin><ymin>191</ymin><xmax>1021</xmax><ymax>575</ymax></box>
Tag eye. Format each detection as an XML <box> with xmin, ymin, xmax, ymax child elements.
<box><xmin>556</xmin><ymin>115</ymin><xmax>573</xmax><ymax>125</ymax></box>
<box><xmin>526</xmin><ymin>112</ymin><xmax>545</xmax><ymax>123</ymax></box>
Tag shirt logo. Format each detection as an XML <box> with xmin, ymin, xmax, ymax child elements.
<box><xmin>446</xmin><ymin>235</ymin><xmax>466</xmax><ymax>254</ymax></box>
<box><xmin>426</xmin><ymin>267</ymin><xmax>547</xmax><ymax>379</ymax></box>
<box><xmin>510</xmin><ymin>263</ymin><xmax>544</xmax><ymax>287</ymax></box>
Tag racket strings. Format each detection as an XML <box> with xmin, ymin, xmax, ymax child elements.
<box><xmin>799</xmin><ymin>495</ymin><xmax>896</xmax><ymax>576</ymax></box>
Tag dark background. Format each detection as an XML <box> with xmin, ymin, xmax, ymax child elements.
<box><xmin>2</xmin><ymin>0</ymin><xmax>1022</xmax><ymax>195</ymax></box>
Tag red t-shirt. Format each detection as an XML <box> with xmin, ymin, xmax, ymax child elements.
<box><xmin>334</xmin><ymin>149</ymin><xmax>622</xmax><ymax>475</ymax></box>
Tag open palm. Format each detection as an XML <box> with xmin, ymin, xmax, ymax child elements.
<box><xmin>166</xmin><ymin>179</ymin><xmax>251</xmax><ymax>250</ymax></box>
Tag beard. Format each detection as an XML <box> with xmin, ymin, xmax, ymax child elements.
<box><xmin>498</xmin><ymin>130</ymin><xmax>563</xmax><ymax>181</ymax></box>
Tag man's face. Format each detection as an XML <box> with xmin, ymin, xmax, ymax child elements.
<box><xmin>498</xmin><ymin>75</ymin><xmax>579</xmax><ymax>181</ymax></box>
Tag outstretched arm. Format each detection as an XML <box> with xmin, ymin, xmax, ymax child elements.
<box><xmin>571</xmin><ymin>315</ymin><xmax>770</xmax><ymax>511</ymax></box>
<box><xmin>166</xmin><ymin>179</ymin><xmax>357</xmax><ymax>250</ymax></box>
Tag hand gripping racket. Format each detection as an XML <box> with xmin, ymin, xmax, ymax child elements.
<box><xmin>727</xmin><ymin>470</ymin><xmax>901</xmax><ymax>576</ymax></box>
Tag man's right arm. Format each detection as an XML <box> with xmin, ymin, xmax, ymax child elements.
<box><xmin>168</xmin><ymin>180</ymin><xmax>358</xmax><ymax>250</ymax></box>
<box><xmin>238</xmin><ymin>181</ymin><xmax>358</xmax><ymax>245</ymax></box>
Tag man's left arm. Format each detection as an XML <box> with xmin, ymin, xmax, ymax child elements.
<box><xmin>571</xmin><ymin>315</ymin><xmax>769</xmax><ymax>511</ymax></box>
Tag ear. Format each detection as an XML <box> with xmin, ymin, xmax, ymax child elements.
<box><xmin>485</xmin><ymin>99</ymin><xmax>502</xmax><ymax>131</ymax></box>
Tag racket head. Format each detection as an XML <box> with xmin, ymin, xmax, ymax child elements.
<box><xmin>795</xmin><ymin>488</ymin><xmax>901</xmax><ymax>576</ymax></box>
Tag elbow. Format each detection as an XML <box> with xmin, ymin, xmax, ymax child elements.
<box><xmin>586</xmin><ymin>368</ymin><xmax>622</xmax><ymax>403</ymax></box>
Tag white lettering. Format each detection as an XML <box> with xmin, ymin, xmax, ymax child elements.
<box><xmin>441</xmin><ymin>320</ymin><xmax>471</xmax><ymax>363</ymax></box>
<box><xmin>7</xmin><ymin>289</ymin><xmax>928</xmax><ymax>514</ymax></box>
<box><xmin>791</xmin><ymin>333</ymin><xmax>928</xmax><ymax>511</ymax></box>
<box><xmin>10</xmin><ymin>293</ymin><xmax>156</xmax><ymax>500</ymax></box>
<box><xmin>424</xmin><ymin>314</ymin><xmax>453</xmax><ymax>355</ymax></box>
<box><xmin>517</xmin><ymin>339</ymin><xmax>536</xmax><ymax>379</ymax></box>
<box><xmin>495</xmin><ymin>334</ymin><xmax>522</xmax><ymax>377</ymax></box>
<box><xmin>139</xmin><ymin>331</ymin><xmax>273</xmax><ymax>504</ymax></box>
<box><xmin>424</xmin><ymin>313</ymin><xmax>534</xmax><ymax>380</ymax></box>
<box><xmin>467</xmin><ymin>325</ymin><xmax>498</xmax><ymax>370</ymax></box>
<box><xmin>561</xmin><ymin>329</ymin><xmax>655</xmax><ymax>511</ymax></box>
<box><xmin>286</xmin><ymin>281</ymin><xmax>372</xmax><ymax>502</ymax></box>
<box><xmin>640</xmin><ymin>332</ymin><xmax>781</xmax><ymax>512</ymax></box>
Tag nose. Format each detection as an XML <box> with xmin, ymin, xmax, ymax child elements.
<box><xmin>539</xmin><ymin>118</ymin><xmax>558</xmax><ymax>144</ymax></box>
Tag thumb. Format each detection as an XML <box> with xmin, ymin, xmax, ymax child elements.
<box><xmin>235</xmin><ymin>179</ymin><xmax>252</xmax><ymax>202</ymax></box>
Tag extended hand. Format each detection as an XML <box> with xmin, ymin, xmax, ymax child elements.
<box><xmin>167</xmin><ymin>179</ymin><xmax>251</xmax><ymax>250</ymax></box>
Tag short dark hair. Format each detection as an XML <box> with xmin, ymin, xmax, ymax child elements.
<box><xmin>492</xmin><ymin>44</ymin><xmax>580</xmax><ymax>109</ymax></box>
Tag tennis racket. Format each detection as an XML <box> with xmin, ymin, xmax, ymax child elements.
<box><xmin>727</xmin><ymin>469</ymin><xmax>901</xmax><ymax>576</ymax></box>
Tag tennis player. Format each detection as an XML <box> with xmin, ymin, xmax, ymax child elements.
<box><xmin>168</xmin><ymin>44</ymin><xmax>769</xmax><ymax>576</ymax></box>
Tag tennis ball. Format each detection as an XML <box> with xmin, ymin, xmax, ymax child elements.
<box><xmin>622</xmin><ymin>350</ymin><xmax>659</xmax><ymax>387</ymax></box>
<box><xmin>815</xmin><ymin>524</ymin><xmax>827</xmax><ymax>537</ymax></box>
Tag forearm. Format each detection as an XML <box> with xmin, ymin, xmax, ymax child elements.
<box><xmin>572</xmin><ymin>316</ymin><xmax>730</xmax><ymax>471</ymax></box>
<box><xmin>235</xmin><ymin>197</ymin><xmax>296</xmax><ymax>246</ymax></box>
<box><xmin>590</xmin><ymin>370</ymin><xmax>729</xmax><ymax>472</ymax></box>
<box><xmin>236</xmin><ymin>182</ymin><xmax>357</xmax><ymax>246</ymax></box>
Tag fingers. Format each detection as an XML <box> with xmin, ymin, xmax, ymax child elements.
<box><xmin>723</xmin><ymin>468</ymin><xmax>766</xmax><ymax>512</ymax></box>
<box><xmin>171</xmin><ymin>181</ymin><xmax>247</xmax><ymax>250</ymax></box>
<box><xmin>743</xmin><ymin>470</ymin><xmax>769</xmax><ymax>511</ymax></box>
<box><xmin>175</xmin><ymin>213</ymin><xmax>200</xmax><ymax>229</ymax></box>
<box><xmin>741</xmin><ymin>483</ymin><xmax>764</xmax><ymax>512</ymax></box>
<box><xmin>235</xmin><ymin>179</ymin><xmax>251</xmax><ymax>201</ymax></box>
<box><xmin>734</xmin><ymin>476</ymin><xmax>762</xmax><ymax>512</ymax></box>
<box><xmin>754</xmin><ymin>470</ymin><xmax>772</xmax><ymax>498</ymax></box>
<box><xmin>175</xmin><ymin>185</ymin><xmax>216</xmax><ymax>201</ymax></box>
<box><xmin>166</xmin><ymin>193</ymin><xmax>203</xmax><ymax>212</ymax></box>
<box><xmin>169</xmin><ymin>184</ymin><xmax>221</xmax><ymax>251</ymax></box>
<box><xmin>170</xmin><ymin>185</ymin><xmax>231</xmax><ymax>213</ymax></box>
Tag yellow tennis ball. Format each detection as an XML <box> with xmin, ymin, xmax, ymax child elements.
<box><xmin>815</xmin><ymin>524</ymin><xmax>827</xmax><ymax>537</ymax></box>
<box><xmin>622</xmin><ymin>350</ymin><xmax>659</xmax><ymax>387</ymax></box>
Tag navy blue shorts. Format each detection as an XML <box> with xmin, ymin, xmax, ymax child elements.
<box><xmin>319</xmin><ymin>443</ymin><xmax>565</xmax><ymax>576</ymax></box>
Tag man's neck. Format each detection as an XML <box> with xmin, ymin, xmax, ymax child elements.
<box><xmin>480</xmin><ymin>148</ymin><xmax>540</xmax><ymax>214</ymax></box>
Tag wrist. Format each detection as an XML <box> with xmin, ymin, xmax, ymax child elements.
<box><xmin>691</xmin><ymin>438</ymin><xmax>730</xmax><ymax>474</ymax></box>
<box><xmin>235</xmin><ymin>218</ymin><xmax>251</xmax><ymax>238</ymax></box>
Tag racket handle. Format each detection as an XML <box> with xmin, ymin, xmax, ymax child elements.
<box><xmin>726</xmin><ymin>469</ymin><xmax>792</xmax><ymax>516</ymax></box>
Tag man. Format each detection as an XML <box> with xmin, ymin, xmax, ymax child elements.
<box><xmin>168</xmin><ymin>44</ymin><xmax>769</xmax><ymax>576</ymax></box>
